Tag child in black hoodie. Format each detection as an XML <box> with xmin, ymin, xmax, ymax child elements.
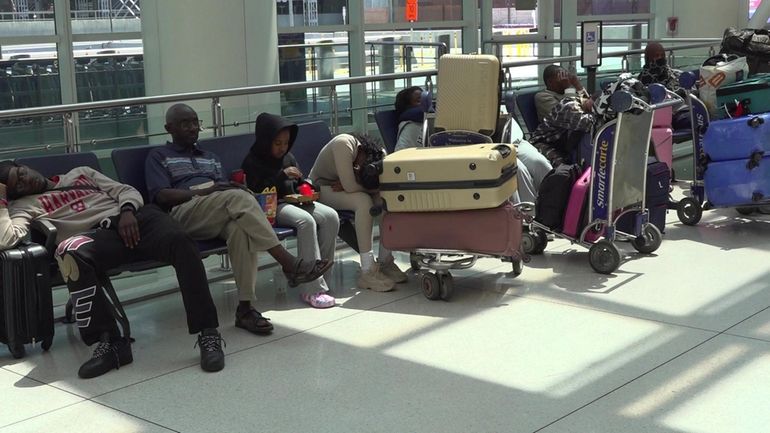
<box><xmin>242</xmin><ymin>113</ymin><xmax>339</xmax><ymax>308</ymax></box>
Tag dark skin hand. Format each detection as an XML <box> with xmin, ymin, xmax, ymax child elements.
<box><xmin>118</xmin><ymin>209</ymin><xmax>140</xmax><ymax>248</ymax></box>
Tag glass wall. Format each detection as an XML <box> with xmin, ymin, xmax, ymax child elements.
<box><xmin>276</xmin><ymin>0</ymin><xmax>347</xmax><ymax>27</ymax></box>
<box><xmin>365</xmin><ymin>0</ymin><xmax>462</xmax><ymax>24</ymax></box>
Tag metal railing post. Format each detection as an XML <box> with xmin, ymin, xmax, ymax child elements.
<box><xmin>211</xmin><ymin>97</ymin><xmax>224</xmax><ymax>137</ymax></box>
<box><xmin>405</xmin><ymin>46</ymin><xmax>413</xmax><ymax>88</ymax></box>
<box><xmin>330</xmin><ymin>86</ymin><xmax>339</xmax><ymax>134</ymax></box>
<box><xmin>62</xmin><ymin>112</ymin><xmax>79</xmax><ymax>152</ymax></box>
<box><xmin>621</xmin><ymin>55</ymin><xmax>629</xmax><ymax>72</ymax></box>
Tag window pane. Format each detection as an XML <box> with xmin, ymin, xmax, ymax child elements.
<box><xmin>72</xmin><ymin>39</ymin><xmax>144</xmax><ymax>103</ymax></box>
<box><xmin>576</xmin><ymin>0</ymin><xmax>650</xmax><ymax>16</ymax></box>
<box><xmin>70</xmin><ymin>0</ymin><xmax>141</xmax><ymax>34</ymax></box>
<box><xmin>0</xmin><ymin>0</ymin><xmax>56</xmax><ymax>36</ymax></box>
<box><xmin>0</xmin><ymin>43</ymin><xmax>64</xmax><ymax>155</ymax></box>
<box><xmin>277</xmin><ymin>32</ymin><xmax>350</xmax><ymax>125</ymax></box>
<box><xmin>0</xmin><ymin>43</ymin><xmax>61</xmax><ymax>109</ymax></box>
<box><xmin>277</xmin><ymin>0</ymin><xmax>348</xmax><ymax>27</ymax></box>
<box><xmin>365</xmin><ymin>0</ymin><xmax>462</xmax><ymax>24</ymax></box>
<box><xmin>489</xmin><ymin>0</ymin><xmax>537</xmax><ymax>30</ymax></box>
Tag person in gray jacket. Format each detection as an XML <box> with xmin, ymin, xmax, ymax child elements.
<box><xmin>0</xmin><ymin>162</ymin><xmax>224</xmax><ymax>379</ymax></box>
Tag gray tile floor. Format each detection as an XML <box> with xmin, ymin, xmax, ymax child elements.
<box><xmin>1</xmin><ymin>197</ymin><xmax>769</xmax><ymax>433</ymax></box>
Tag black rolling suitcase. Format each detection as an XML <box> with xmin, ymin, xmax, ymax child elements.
<box><xmin>617</xmin><ymin>161</ymin><xmax>670</xmax><ymax>234</ymax></box>
<box><xmin>0</xmin><ymin>243</ymin><xmax>54</xmax><ymax>359</ymax></box>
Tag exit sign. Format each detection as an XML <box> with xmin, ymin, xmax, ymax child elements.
<box><xmin>406</xmin><ymin>0</ymin><xmax>418</xmax><ymax>22</ymax></box>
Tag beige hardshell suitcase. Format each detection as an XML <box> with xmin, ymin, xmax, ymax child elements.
<box><xmin>434</xmin><ymin>54</ymin><xmax>502</xmax><ymax>136</ymax></box>
<box><xmin>379</xmin><ymin>143</ymin><xmax>518</xmax><ymax>212</ymax></box>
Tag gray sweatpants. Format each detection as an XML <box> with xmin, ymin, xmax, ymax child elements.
<box><xmin>275</xmin><ymin>202</ymin><xmax>339</xmax><ymax>293</ymax></box>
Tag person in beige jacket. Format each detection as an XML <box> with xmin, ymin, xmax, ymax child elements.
<box><xmin>309</xmin><ymin>133</ymin><xmax>407</xmax><ymax>292</ymax></box>
<box><xmin>0</xmin><ymin>162</ymin><xmax>224</xmax><ymax>379</ymax></box>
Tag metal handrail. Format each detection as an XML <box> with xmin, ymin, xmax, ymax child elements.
<box><xmin>0</xmin><ymin>40</ymin><xmax>717</xmax><ymax>121</ymax></box>
<box><xmin>484</xmin><ymin>37</ymin><xmax>721</xmax><ymax>44</ymax></box>
<box><xmin>0</xmin><ymin>70</ymin><xmax>432</xmax><ymax>120</ymax></box>
<box><xmin>0</xmin><ymin>39</ymin><xmax>719</xmax><ymax>153</ymax></box>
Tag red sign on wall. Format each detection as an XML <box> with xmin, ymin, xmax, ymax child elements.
<box><xmin>406</xmin><ymin>0</ymin><xmax>418</xmax><ymax>22</ymax></box>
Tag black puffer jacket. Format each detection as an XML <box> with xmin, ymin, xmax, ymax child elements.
<box><xmin>241</xmin><ymin>113</ymin><xmax>300</xmax><ymax>199</ymax></box>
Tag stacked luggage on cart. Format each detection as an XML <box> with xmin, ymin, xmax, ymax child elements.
<box><xmin>379</xmin><ymin>54</ymin><xmax>526</xmax><ymax>301</ymax></box>
<box><xmin>675</xmin><ymin>68</ymin><xmax>770</xmax><ymax>224</ymax></box>
<box><xmin>524</xmin><ymin>81</ymin><xmax>674</xmax><ymax>274</ymax></box>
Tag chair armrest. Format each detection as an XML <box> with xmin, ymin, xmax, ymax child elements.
<box><xmin>30</xmin><ymin>219</ymin><xmax>58</xmax><ymax>254</ymax></box>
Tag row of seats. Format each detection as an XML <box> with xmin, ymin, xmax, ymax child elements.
<box><xmin>15</xmin><ymin>119</ymin><xmax>347</xmax><ymax>298</ymax></box>
<box><xmin>0</xmin><ymin>57</ymin><xmax>145</xmax><ymax>115</ymax></box>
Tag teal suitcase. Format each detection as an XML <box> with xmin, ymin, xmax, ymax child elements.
<box><xmin>715</xmin><ymin>73</ymin><xmax>770</xmax><ymax>119</ymax></box>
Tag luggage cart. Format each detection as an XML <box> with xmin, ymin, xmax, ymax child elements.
<box><xmin>520</xmin><ymin>84</ymin><xmax>680</xmax><ymax>274</ymax></box>
<box><xmin>673</xmin><ymin>71</ymin><xmax>770</xmax><ymax>225</ymax></box>
<box><xmin>404</xmin><ymin>201</ymin><xmax>529</xmax><ymax>301</ymax></box>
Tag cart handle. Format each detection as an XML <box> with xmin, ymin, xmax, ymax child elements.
<box><xmin>610</xmin><ymin>84</ymin><xmax>684</xmax><ymax>113</ymax></box>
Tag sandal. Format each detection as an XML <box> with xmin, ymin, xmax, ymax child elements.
<box><xmin>235</xmin><ymin>307</ymin><xmax>273</xmax><ymax>335</ymax></box>
<box><xmin>284</xmin><ymin>259</ymin><xmax>333</xmax><ymax>288</ymax></box>
<box><xmin>301</xmin><ymin>291</ymin><xmax>336</xmax><ymax>309</ymax></box>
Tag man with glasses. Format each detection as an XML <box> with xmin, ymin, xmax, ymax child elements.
<box><xmin>145</xmin><ymin>104</ymin><xmax>332</xmax><ymax>336</ymax></box>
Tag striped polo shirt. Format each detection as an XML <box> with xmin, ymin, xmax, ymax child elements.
<box><xmin>145</xmin><ymin>141</ymin><xmax>226</xmax><ymax>203</ymax></box>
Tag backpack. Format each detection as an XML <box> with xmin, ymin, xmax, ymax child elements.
<box><xmin>535</xmin><ymin>163</ymin><xmax>583</xmax><ymax>231</ymax></box>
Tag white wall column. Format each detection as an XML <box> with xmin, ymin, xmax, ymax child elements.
<box><xmin>462</xmin><ymin>0</ymin><xmax>479</xmax><ymax>53</ymax></box>
<box><xmin>537</xmin><ymin>0</ymin><xmax>555</xmax><ymax>85</ymax></box>
<box><xmin>142</xmin><ymin>0</ymin><xmax>280</xmax><ymax>138</ymax></box>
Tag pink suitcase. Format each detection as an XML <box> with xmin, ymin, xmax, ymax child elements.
<box><xmin>562</xmin><ymin>167</ymin><xmax>592</xmax><ymax>238</ymax></box>
<box><xmin>652</xmin><ymin>105</ymin><xmax>673</xmax><ymax>128</ymax></box>
<box><xmin>380</xmin><ymin>202</ymin><xmax>521</xmax><ymax>257</ymax></box>
<box><xmin>651</xmin><ymin>127</ymin><xmax>673</xmax><ymax>172</ymax></box>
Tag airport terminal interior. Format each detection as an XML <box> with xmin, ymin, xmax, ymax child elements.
<box><xmin>1</xmin><ymin>1</ymin><xmax>770</xmax><ymax>432</ymax></box>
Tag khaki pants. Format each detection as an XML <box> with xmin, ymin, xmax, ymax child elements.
<box><xmin>171</xmin><ymin>189</ymin><xmax>280</xmax><ymax>301</ymax></box>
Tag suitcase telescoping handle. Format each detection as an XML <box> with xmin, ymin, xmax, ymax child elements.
<box><xmin>492</xmin><ymin>144</ymin><xmax>512</xmax><ymax>158</ymax></box>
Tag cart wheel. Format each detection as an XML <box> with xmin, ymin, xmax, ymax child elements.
<box><xmin>421</xmin><ymin>273</ymin><xmax>441</xmax><ymax>300</ymax></box>
<box><xmin>535</xmin><ymin>230</ymin><xmax>548</xmax><ymax>254</ymax></box>
<box><xmin>409</xmin><ymin>252</ymin><xmax>421</xmax><ymax>271</ymax></box>
<box><xmin>439</xmin><ymin>273</ymin><xmax>454</xmax><ymax>301</ymax></box>
<box><xmin>677</xmin><ymin>197</ymin><xmax>703</xmax><ymax>226</ymax></box>
<box><xmin>522</xmin><ymin>231</ymin><xmax>538</xmax><ymax>255</ymax></box>
<box><xmin>8</xmin><ymin>342</ymin><xmax>25</xmax><ymax>359</ymax></box>
<box><xmin>41</xmin><ymin>337</ymin><xmax>53</xmax><ymax>351</ymax></box>
<box><xmin>736</xmin><ymin>206</ymin><xmax>757</xmax><ymax>216</ymax></box>
<box><xmin>64</xmin><ymin>298</ymin><xmax>75</xmax><ymax>324</ymax></box>
<box><xmin>523</xmin><ymin>229</ymin><xmax>547</xmax><ymax>255</ymax></box>
<box><xmin>631</xmin><ymin>224</ymin><xmax>662</xmax><ymax>254</ymax></box>
<box><xmin>511</xmin><ymin>258</ymin><xmax>523</xmax><ymax>276</ymax></box>
<box><xmin>589</xmin><ymin>240</ymin><xmax>621</xmax><ymax>274</ymax></box>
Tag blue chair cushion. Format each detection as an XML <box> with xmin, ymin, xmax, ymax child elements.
<box><xmin>375</xmin><ymin>109</ymin><xmax>399</xmax><ymax>154</ymax></box>
<box><xmin>515</xmin><ymin>90</ymin><xmax>540</xmax><ymax>134</ymax></box>
<box><xmin>273</xmin><ymin>226</ymin><xmax>296</xmax><ymax>240</ymax></box>
<box><xmin>17</xmin><ymin>152</ymin><xmax>101</xmax><ymax>178</ymax></box>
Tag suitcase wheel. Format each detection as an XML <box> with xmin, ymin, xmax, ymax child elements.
<box><xmin>421</xmin><ymin>273</ymin><xmax>442</xmax><ymax>301</ymax></box>
<box><xmin>41</xmin><ymin>337</ymin><xmax>53</xmax><ymax>351</ymax></box>
<box><xmin>8</xmin><ymin>342</ymin><xmax>26</xmax><ymax>359</ymax></box>
<box><xmin>64</xmin><ymin>298</ymin><xmax>75</xmax><ymax>324</ymax></box>
<box><xmin>589</xmin><ymin>240</ymin><xmax>621</xmax><ymax>275</ymax></box>
<box><xmin>409</xmin><ymin>252</ymin><xmax>422</xmax><ymax>272</ymax></box>
<box><xmin>439</xmin><ymin>273</ymin><xmax>454</xmax><ymax>301</ymax></box>
<box><xmin>736</xmin><ymin>206</ymin><xmax>757</xmax><ymax>216</ymax></box>
<box><xmin>677</xmin><ymin>197</ymin><xmax>703</xmax><ymax>226</ymax></box>
<box><xmin>511</xmin><ymin>258</ymin><xmax>523</xmax><ymax>276</ymax></box>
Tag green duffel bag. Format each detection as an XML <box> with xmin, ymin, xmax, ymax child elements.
<box><xmin>715</xmin><ymin>73</ymin><xmax>770</xmax><ymax>119</ymax></box>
